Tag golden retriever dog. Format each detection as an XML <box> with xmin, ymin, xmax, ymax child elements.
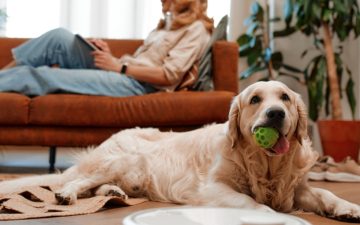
<box><xmin>0</xmin><ymin>81</ymin><xmax>359</xmax><ymax>222</ymax></box>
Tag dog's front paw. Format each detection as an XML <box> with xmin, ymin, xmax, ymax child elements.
<box><xmin>55</xmin><ymin>192</ymin><xmax>77</xmax><ymax>205</ymax></box>
<box><xmin>106</xmin><ymin>189</ymin><xmax>128</xmax><ymax>200</ymax></box>
<box><xmin>95</xmin><ymin>184</ymin><xmax>128</xmax><ymax>200</ymax></box>
<box><xmin>330</xmin><ymin>202</ymin><xmax>360</xmax><ymax>222</ymax></box>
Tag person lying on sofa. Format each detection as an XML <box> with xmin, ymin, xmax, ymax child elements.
<box><xmin>0</xmin><ymin>0</ymin><xmax>213</xmax><ymax>97</ymax></box>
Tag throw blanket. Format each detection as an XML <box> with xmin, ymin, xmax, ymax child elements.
<box><xmin>0</xmin><ymin>177</ymin><xmax>147</xmax><ymax>221</ymax></box>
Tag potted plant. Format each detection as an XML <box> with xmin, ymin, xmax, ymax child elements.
<box><xmin>288</xmin><ymin>0</ymin><xmax>360</xmax><ymax>161</ymax></box>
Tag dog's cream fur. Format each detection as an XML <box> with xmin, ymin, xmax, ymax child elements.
<box><xmin>0</xmin><ymin>81</ymin><xmax>359</xmax><ymax>221</ymax></box>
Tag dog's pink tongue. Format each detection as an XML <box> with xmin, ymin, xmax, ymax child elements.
<box><xmin>273</xmin><ymin>135</ymin><xmax>289</xmax><ymax>154</ymax></box>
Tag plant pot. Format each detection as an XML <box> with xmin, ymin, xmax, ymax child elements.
<box><xmin>317</xmin><ymin>120</ymin><xmax>360</xmax><ymax>162</ymax></box>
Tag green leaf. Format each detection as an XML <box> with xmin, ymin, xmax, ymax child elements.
<box><xmin>334</xmin><ymin>53</ymin><xmax>344</xmax><ymax>98</ymax></box>
<box><xmin>246</xmin><ymin>22</ymin><xmax>259</xmax><ymax>35</ymax></box>
<box><xmin>251</xmin><ymin>2</ymin><xmax>264</xmax><ymax>22</ymax></box>
<box><xmin>239</xmin><ymin>48</ymin><xmax>253</xmax><ymax>57</ymax></box>
<box><xmin>304</xmin><ymin>69</ymin><xmax>309</xmax><ymax>83</ymax></box>
<box><xmin>346</xmin><ymin>78</ymin><xmax>356</xmax><ymax>119</ymax></box>
<box><xmin>334</xmin><ymin>1</ymin><xmax>348</xmax><ymax>14</ymax></box>
<box><xmin>313</xmin><ymin>38</ymin><xmax>323</xmax><ymax>49</ymax></box>
<box><xmin>345</xmin><ymin>65</ymin><xmax>352</xmax><ymax>76</ymax></box>
<box><xmin>355</xmin><ymin>13</ymin><xmax>360</xmax><ymax>37</ymax></box>
<box><xmin>322</xmin><ymin>9</ymin><xmax>332</xmax><ymax>22</ymax></box>
<box><xmin>337</xmin><ymin>45</ymin><xmax>344</xmax><ymax>54</ymax></box>
<box><xmin>237</xmin><ymin>34</ymin><xmax>253</xmax><ymax>56</ymax></box>
<box><xmin>302</xmin><ymin>25</ymin><xmax>314</xmax><ymax>36</ymax></box>
<box><xmin>273</xmin><ymin>26</ymin><xmax>297</xmax><ymax>37</ymax></box>
<box><xmin>244</xmin><ymin>15</ymin><xmax>255</xmax><ymax>26</ymax></box>
<box><xmin>336</xmin><ymin>27</ymin><xmax>348</xmax><ymax>41</ymax></box>
<box><xmin>239</xmin><ymin>35</ymin><xmax>262</xmax><ymax>57</ymax></box>
<box><xmin>311</xmin><ymin>2</ymin><xmax>322</xmax><ymax>20</ymax></box>
<box><xmin>250</xmin><ymin>1</ymin><xmax>261</xmax><ymax>15</ymax></box>
<box><xmin>282</xmin><ymin>64</ymin><xmax>304</xmax><ymax>73</ymax></box>
<box><xmin>237</xmin><ymin>34</ymin><xmax>251</xmax><ymax>45</ymax></box>
<box><xmin>301</xmin><ymin>49</ymin><xmax>308</xmax><ymax>58</ymax></box>
<box><xmin>283</xmin><ymin>0</ymin><xmax>294</xmax><ymax>26</ymax></box>
<box><xmin>307</xmin><ymin>79</ymin><xmax>320</xmax><ymax>121</ymax></box>
<box><xmin>251</xmin><ymin>2</ymin><xmax>261</xmax><ymax>14</ymax></box>
<box><xmin>271</xmin><ymin>52</ymin><xmax>284</xmax><ymax>70</ymax></box>
<box><xmin>247</xmin><ymin>49</ymin><xmax>262</xmax><ymax>66</ymax></box>
<box><xmin>343</xmin><ymin>0</ymin><xmax>352</xmax><ymax>11</ymax></box>
<box><xmin>304</xmin><ymin>0</ymin><xmax>313</xmax><ymax>21</ymax></box>
<box><xmin>269</xmin><ymin>17</ymin><xmax>281</xmax><ymax>22</ymax></box>
<box><xmin>334</xmin><ymin>53</ymin><xmax>343</xmax><ymax>75</ymax></box>
<box><xmin>305</xmin><ymin>55</ymin><xmax>327</xmax><ymax>121</ymax></box>
<box><xmin>249</xmin><ymin>37</ymin><xmax>257</xmax><ymax>47</ymax></box>
<box><xmin>258</xmin><ymin>76</ymin><xmax>270</xmax><ymax>82</ymax></box>
<box><xmin>264</xmin><ymin>47</ymin><xmax>272</xmax><ymax>62</ymax></box>
<box><xmin>240</xmin><ymin>63</ymin><xmax>266</xmax><ymax>79</ymax></box>
<box><xmin>239</xmin><ymin>46</ymin><xmax>251</xmax><ymax>57</ymax></box>
<box><xmin>306</xmin><ymin>55</ymin><xmax>322</xmax><ymax>80</ymax></box>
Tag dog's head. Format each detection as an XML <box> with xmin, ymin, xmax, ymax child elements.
<box><xmin>228</xmin><ymin>81</ymin><xmax>307</xmax><ymax>156</ymax></box>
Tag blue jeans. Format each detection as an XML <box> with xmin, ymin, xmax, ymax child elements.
<box><xmin>0</xmin><ymin>28</ymin><xmax>157</xmax><ymax>96</ymax></box>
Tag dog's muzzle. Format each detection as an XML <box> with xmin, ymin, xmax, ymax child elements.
<box><xmin>253</xmin><ymin>107</ymin><xmax>290</xmax><ymax>156</ymax></box>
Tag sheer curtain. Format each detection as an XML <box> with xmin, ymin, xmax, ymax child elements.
<box><xmin>59</xmin><ymin>0</ymin><xmax>162</xmax><ymax>39</ymax></box>
<box><xmin>2</xmin><ymin>0</ymin><xmax>230</xmax><ymax>39</ymax></box>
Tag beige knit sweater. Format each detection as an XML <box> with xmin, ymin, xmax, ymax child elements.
<box><xmin>119</xmin><ymin>20</ymin><xmax>210</xmax><ymax>91</ymax></box>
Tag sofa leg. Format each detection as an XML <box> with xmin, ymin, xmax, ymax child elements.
<box><xmin>49</xmin><ymin>146</ymin><xmax>57</xmax><ymax>173</ymax></box>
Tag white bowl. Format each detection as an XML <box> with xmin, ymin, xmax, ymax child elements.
<box><xmin>123</xmin><ymin>206</ymin><xmax>311</xmax><ymax>225</ymax></box>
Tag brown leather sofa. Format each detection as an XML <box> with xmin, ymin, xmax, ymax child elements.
<box><xmin>0</xmin><ymin>38</ymin><xmax>238</xmax><ymax>151</ymax></box>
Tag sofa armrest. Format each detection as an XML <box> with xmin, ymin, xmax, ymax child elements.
<box><xmin>0</xmin><ymin>38</ymin><xmax>28</xmax><ymax>68</ymax></box>
<box><xmin>212</xmin><ymin>41</ymin><xmax>239</xmax><ymax>93</ymax></box>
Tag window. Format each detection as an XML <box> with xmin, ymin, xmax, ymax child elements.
<box><xmin>0</xmin><ymin>0</ymin><xmax>230</xmax><ymax>38</ymax></box>
<box><xmin>1</xmin><ymin>0</ymin><xmax>61</xmax><ymax>37</ymax></box>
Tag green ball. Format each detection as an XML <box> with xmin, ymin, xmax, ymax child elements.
<box><xmin>253</xmin><ymin>127</ymin><xmax>279</xmax><ymax>148</ymax></box>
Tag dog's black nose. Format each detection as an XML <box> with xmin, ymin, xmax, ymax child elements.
<box><xmin>266</xmin><ymin>108</ymin><xmax>285</xmax><ymax>121</ymax></box>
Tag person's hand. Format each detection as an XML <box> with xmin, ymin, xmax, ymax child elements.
<box><xmin>89</xmin><ymin>39</ymin><xmax>111</xmax><ymax>53</ymax></box>
<box><xmin>92</xmin><ymin>50</ymin><xmax>122</xmax><ymax>72</ymax></box>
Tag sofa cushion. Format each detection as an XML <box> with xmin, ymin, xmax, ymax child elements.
<box><xmin>0</xmin><ymin>93</ymin><xmax>30</xmax><ymax>125</ymax></box>
<box><xmin>29</xmin><ymin>91</ymin><xmax>235</xmax><ymax>127</ymax></box>
<box><xmin>192</xmin><ymin>15</ymin><xmax>228</xmax><ymax>91</ymax></box>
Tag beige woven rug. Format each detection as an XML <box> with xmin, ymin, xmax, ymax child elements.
<box><xmin>0</xmin><ymin>174</ymin><xmax>147</xmax><ymax>220</ymax></box>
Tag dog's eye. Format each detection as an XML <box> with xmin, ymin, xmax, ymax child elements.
<box><xmin>250</xmin><ymin>96</ymin><xmax>261</xmax><ymax>104</ymax></box>
<box><xmin>281</xmin><ymin>93</ymin><xmax>290</xmax><ymax>101</ymax></box>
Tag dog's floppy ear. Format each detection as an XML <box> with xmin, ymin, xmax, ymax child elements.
<box><xmin>295</xmin><ymin>94</ymin><xmax>308</xmax><ymax>144</ymax></box>
<box><xmin>227</xmin><ymin>95</ymin><xmax>242</xmax><ymax>148</ymax></box>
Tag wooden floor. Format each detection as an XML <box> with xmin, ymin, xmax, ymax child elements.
<box><xmin>1</xmin><ymin>181</ymin><xmax>359</xmax><ymax>225</ymax></box>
